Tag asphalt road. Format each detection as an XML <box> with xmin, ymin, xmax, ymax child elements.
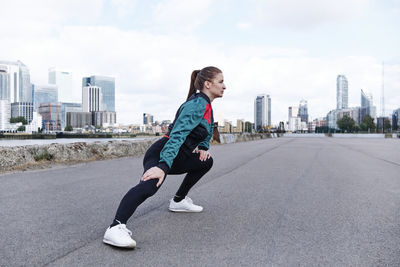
<box><xmin>1</xmin><ymin>137</ymin><xmax>400</xmax><ymax>266</ymax></box>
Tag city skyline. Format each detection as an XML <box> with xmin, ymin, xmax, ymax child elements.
<box><xmin>0</xmin><ymin>0</ymin><xmax>399</xmax><ymax>125</ymax></box>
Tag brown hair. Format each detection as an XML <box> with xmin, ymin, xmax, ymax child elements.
<box><xmin>187</xmin><ymin>66</ymin><xmax>222</xmax><ymax>100</ymax></box>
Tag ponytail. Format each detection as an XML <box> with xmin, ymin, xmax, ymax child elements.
<box><xmin>186</xmin><ymin>66</ymin><xmax>222</xmax><ymax>101</ymax></box>
<box><xmin>187</xmin><ymin>70</ymin><xmax>200</xmax><ymax>100</ymax></box>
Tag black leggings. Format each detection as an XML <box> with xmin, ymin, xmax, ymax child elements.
<box><xmin>113</xmin><ymin>137</ymin><xmax>213</xmax><ymax>224</ymax></box>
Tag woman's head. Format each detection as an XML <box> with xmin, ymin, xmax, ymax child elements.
<box><xmin>187</xmin><ymin>66</ymin><xmax>225</xmax><ymax>101</ymax></box>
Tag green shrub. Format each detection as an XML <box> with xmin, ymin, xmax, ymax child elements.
<box><xmin>34</xmin><ymin>151</ymin><xmax>53</xmax><ymax>161</ymax></box>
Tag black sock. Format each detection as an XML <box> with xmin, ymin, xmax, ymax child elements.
<box><xmin>173</xmin><ymin>195</ymin><xmax>185</xmax><ymax>202</ymax></box>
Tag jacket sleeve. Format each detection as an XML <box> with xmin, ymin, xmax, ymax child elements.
<box><xmin>198</xmin><ymin>111</ymin><xmax>214</xmax><ymax>151</ymax></box>
<box><xmin>157</xmin><ymin>99</ymin><xmax>205</xmax><ymax>173</ymax></box>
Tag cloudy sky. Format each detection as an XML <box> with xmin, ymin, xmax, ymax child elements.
<box><xmin>1</xmin><ymin>0</ymin><xmax>399</xmax><ymax>125</ymax></box>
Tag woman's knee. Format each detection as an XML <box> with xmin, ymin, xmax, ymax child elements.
<box><xmin>204</xmin><ymin>156</ymin><xmax>213</xmax><ymax>171</ymax></box>
<box><xmin>138</xmin><ymin>179</ymin><xmax>160</xmax><ymax>198</ymax></box>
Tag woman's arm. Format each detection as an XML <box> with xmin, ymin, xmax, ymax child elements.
<box><xmin>157</xmin><ymin>97</ymin><xmax>207</xmax><ymax>173</ymax></box>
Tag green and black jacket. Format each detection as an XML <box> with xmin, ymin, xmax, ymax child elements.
<box><xmin>157</xmin><ymin>92</ymin><xmax>214</xmax><ymax>174</ymax></box>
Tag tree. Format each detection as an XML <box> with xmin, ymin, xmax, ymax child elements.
<box><xmin>245</xmin><ymin>121</ymin><xmax>253</xmax><ymax>133</ymax></box>
<box><xmin>360</xmin><ymin>115</ymin><xmax>376</xmax><ymax>132</ymax></box>
<box><xmin>337</xmin><ymin>115</ymin><xmax>355</xmax><ymax>133</ymax></box>
<box><xmin>64</xmin><ymin>125</ymin><xmax>73</xmax><ymax>131</ymax></box>
<box><xmin>17</xmin><ymin>125</ymin><xmax>26</xmax><ymax>132</ymax></box>
<box><xmin>384</xmin><ymin>118</ymin><xmax>391</xmax><ymax>132</ymax></box>
<box><xmin>10</xmin><ymin>116</ymin><xmax>27</xmax><ymax>125</ymax></box>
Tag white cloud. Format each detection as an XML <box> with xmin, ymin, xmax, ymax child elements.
<box><xmin>152</xmin><ymin>0</ymin><xmax>214</xmax><ymax>32</ymax></box>
<box><xmin>1</xmin><ymin>0</ymin><xmax>398</xmax><ymax>126</ymax></box>
<box><xmin>111</xmin><ymin>0</ymin><xmax>138</xmax><ymax>17</ymax></box>
<box><xmin>248</xmin><ymin>0</ymin><xmax>370</xmax><ymax>30</ymax></box>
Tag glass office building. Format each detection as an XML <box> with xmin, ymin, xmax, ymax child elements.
<box><xmin>0</xmin><ymin>60</ymin><xmax>31</xmax><ymax>103</ymax></box>
<box><xmin>336</xmin><ymin>75</ymin><xmax>348</xmax><ymax>110</ymax></box>
<box><xmin>33</xmin><ymin>84</ymin><xmax>58</xmax><ymax>111</ymax></box>
<box><xmin>82</xmin><ymin>75</ymin><xmax>115</xmax><ymax>112</ymax></box>
<box><xmin>254</xmin><ymin>94</ymin><xmax>271</xmax><ymax>131</ymax></box>
<box><xmin>298</xmin><ymin>99</ymin><xmax>309</xmax><ymax>123</ymax></box>
<box><xmin>61</xmin><ymin>102</ymin><xmax>82</xmax><ymax>128</ymax></box>
<box><xmin>48</xmin><ymin>67</ymin><xmax>72</xmax><ymax>102</ymax></box>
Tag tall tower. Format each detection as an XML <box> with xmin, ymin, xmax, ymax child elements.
<box><xmin>0</xmin><ymin>60</ymin><xmax>32</xmax><ymax>103</ymax></box>
<box><xmin>48</xmin><ymin>67</ymin><xmax>72</xmax><ymax>102</ymax></box>
<box><xmin>254</xmin><ymin>94</ymin><xmax>271</xmax><ymax>131</ymax></box>
<box><xmin>380</xmin><ymin>62</ymin><xmax>385</xmax><ymax>117</ymax></box>
<box><xmin>82</xmin><ymin>86</ymin><xmax>102</xmax><ymax>112</ymax></box>
<box><xmin>82</xmin><ymin>75</ymin><xmax>115</xmax><ymax>112</ymax></box>
<box><xmin>298</xmin><ymin>99</ymin><xmax>308</xmax><ymax>123</ymax></box>
<box><xmin>336</xmin><ymin>75</ymin><xmax>348</xmax><ymax>110</ymax></box>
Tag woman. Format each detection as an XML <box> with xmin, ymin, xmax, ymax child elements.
<box><xmin>103</xmin><ymin>66</ymin><xmax>226</xmax><ymax>248</ymax></box>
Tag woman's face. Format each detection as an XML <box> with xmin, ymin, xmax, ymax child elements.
<box><xmin>206</xmin><ymin>72</ymin><xmax>226</xmax><ymax>99</ymax></box>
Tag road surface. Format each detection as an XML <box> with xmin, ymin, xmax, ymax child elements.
<box><xmin>1</xmin><ymin>137</ymin><xmax>400</xmax><ymax>266</ymax></box>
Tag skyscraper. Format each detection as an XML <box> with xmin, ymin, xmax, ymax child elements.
<box><xmin>61</xmin><ymin>102</ymin><xmax>82</xmax><ymax>128</ymax></box>
<box><xmin>298</xmin><ymin>99</ymin><xmax>308</xmax><ymax>123</ymax></box>
<box><xmin>32</xmin><ymin>84</ymin><xmax>58</xmax><ymax>111</ymax></box>
<box><xmin>0</xmin><ymin>100</ymin><xmax>11</xmax><ymax>130</ymax></box>
<box><xmin>0</xmin><ymin>66</ymin><xmax>11</xmax><ymax>130</ymax></box>
<box><xmin>288</xmin><ymin>106</ymin><xmax>299</xmax><ymax>121</ymax></box>
<box><xmin>82</xmin><ymin>75</ymin><xmax>115</xmax><ymax>112</ymax></box>
<box><xmin>254</xmin><ymin>94</ymin><xmax>271</xmax><ymax>131</ymax></box>
<box><xmin>360</xmin><ymin>89</ymin><xmax>376</xmax><ymax>123</ymax></box>
<box><xmin>0</xmin><ymin>65</ymin><xmax>10</xmax><ymax>100</ymax></box>
<box><xmin>48</xmin><ymin>67</ymin><xmax>72</xmax><ymax>102</ymax></box>
<box><xmin>0</xmin><ymin>60</ymin><xmax>32</xmax><ymax>103</ymax></box>
<box><xmin>82</xmin><ymin>86</ymin><xmax>102</xmax><ymax>112</ymax></box>
<box><xmin>336</xmin><ymin>75</ymin><xmax>348</xmax><ymax>110</ymax></box>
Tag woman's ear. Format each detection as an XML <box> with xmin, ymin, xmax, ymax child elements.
<box><xmin>204</xmin><ymin>80</ymin><xmax>211</xmax><ymax>89</ymax></box>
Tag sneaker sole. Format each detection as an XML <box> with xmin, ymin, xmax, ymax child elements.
<box><xmin>168</xmin><ymin>208</ymin><xmax>203</xmax><ymax>213</ymax></box>
<box><xmin>103</xmin><ymin>238</ymin><xmax>136</xmax><ymax>249</ymax></box>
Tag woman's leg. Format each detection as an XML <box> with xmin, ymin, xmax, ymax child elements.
<box><xmin>169</xmin><ymin>152</ymin><xmax>213</xmax><ymax>201</ymax></box>
<box><xmin>111</xmin><ymin>138</ymin><xmax>167</xmax><ymax>226</ymax></box>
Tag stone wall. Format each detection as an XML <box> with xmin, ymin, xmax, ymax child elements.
<box><xmin>0</xmin><ymin>133</ymin><xmax>274</xmax><ymax>173</ymax></box>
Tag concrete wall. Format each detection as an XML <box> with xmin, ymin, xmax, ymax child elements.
<box><xmin>0</xmin><ymin>133</ymin><xmax>274</xmax><ymax>173</ymax></box>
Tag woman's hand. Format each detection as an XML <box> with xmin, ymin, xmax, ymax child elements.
<box><xmin>141</xmin><ymin>167</ymin><xmax>165</xmax><ymax>187</ymax></box>
<box><xmin>198</xmin><ymin>149</ymin><xmax>211</xmax><ymax>161</ymax></box>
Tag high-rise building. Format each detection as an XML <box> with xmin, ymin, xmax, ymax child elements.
<box><xmin>11</xmin><ymin>102</ymin><xmax>33</xmax><ymax>123</ymax></box>
<box><xmin>82</xmin><ymin>86</ymin><xmax>102</xmax><ymax>112</ymax></box>
<box><xmin>61</xmin><ymin>102</ymin><xmax>82</xmax><ymax>128</ymax></box>
<box><xmin>298</xmin><ymin>99</ymin><xmax>308</xmax><ymax>123</ymax></box>
<box><xmin>0</xmin><ymin>100</ymin><xmax>11</xmax><ymax>130</ymax></box>
<box><xmin>38</xmin><ymin>102</ymin><xmax>62</xmax><ymax>131</ymax></box>
<box><xmin>337</xmin><ymin>75</ymin><xmax>348</xmax><ymax>110</ymax></box>
<box><xmin>66</xmin><ymin>112</ymin><xmax>92</xmax><ymax>128</ymax></box>
<box><xmin>48</xmin><ymin>67</ymin><xmax>72</xmax><ymax>102</ymax></box>
<box><xmin>0</xmin><ymin>60</ymin><xmax>32</xmax><ymax>103</ymax></box>
<box><xmin>143</xmin><ymin>113</ymin><xmax>154</xmax><ymax>125</ymax></box>
<box><xmin>82</xmin><ymin>75</ymin><xmax>115</xmax><ymax>112</ymax></box>
<box><xmin>254</xmin><ymin>94</ymin><xmax>271</xmax><ymax>131</ymax></box>
<box><xmin>93</xmin><ymin>111</ymin><xmax>116</xmax><ymax>127</ymax></box>
<box><xmin>360</xmin><ymin>89</ymin><xmax>376</xmax><ymax>123</ymax></box>
<box><xmin>288</xmin><ymin>106</ymin><xmax>299</xmax><ymax>122</ymax></box>
<box><xmin>32</xmin><ymin>84</ymin><xmax>58</xmax><ymax>111</ymax></box>
<box><xmin>0</xmin><ymin>65</ymin><xmax>10</xmax><ymax>100</ymax></box>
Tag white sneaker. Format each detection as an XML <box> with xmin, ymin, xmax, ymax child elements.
<box><xmin>103</xmin><ymin>223</ymin><xmax>136</xmax><ymax>248</ymax></box>
<box><xmin>169</xmin><ymin>196</ymin><xmax>203</xmax><ymax>212</ymax></box>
